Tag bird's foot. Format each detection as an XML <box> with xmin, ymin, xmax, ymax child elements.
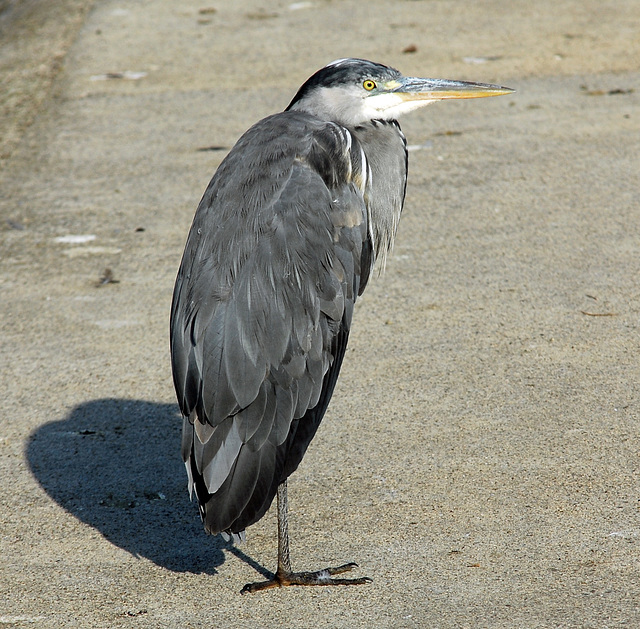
<box><xmin>240</xmin><ymin>562</ymin><xmax>372</xmax><ymax>594</ymax></box>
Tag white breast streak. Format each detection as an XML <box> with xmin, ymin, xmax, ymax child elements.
<box><xmin>342</xmin><ymin>126</ymin><xmax>353</xmax><ymax>181</ymax></box>
<box><xmin>329</xmin><ymin>122</ymin><xmax>354</xmax><ymax>181</ymax></box>
<box><xmin>360</xmin><ymin>148</ymin><xmax>376</xmax><ymax>256</ymax></box>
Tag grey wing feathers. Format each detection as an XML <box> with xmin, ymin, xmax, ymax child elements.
<box><xmin>170</xmin><ymin>111</ymin><xmax>373</xmax><ymax>536</ymax></box>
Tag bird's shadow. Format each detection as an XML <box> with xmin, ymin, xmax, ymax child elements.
<box><xmin>26</xmin><ymin>398</ymin><xmax>270</xmax><ymax>578</ymax></box>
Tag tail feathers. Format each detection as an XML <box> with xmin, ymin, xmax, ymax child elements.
<box><xmin>221</xmin><ymin>529</ymin><xmax>246</xmax><ymax>544</ymax></box>
<box><xmin>184</xmin><ymin>420</ymin><xmax>280</xmax><ymax>537</ymax></box>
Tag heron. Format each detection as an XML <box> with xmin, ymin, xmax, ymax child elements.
<box><xmin>170</xmin><ymin>58</ymin><xmax>512</xmax><ymax>593</ymax></box>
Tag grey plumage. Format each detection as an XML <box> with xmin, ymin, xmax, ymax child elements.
<box><xmin>171</xmin><ymin>108</ymin><xmax>385</xmax><ymax>536</ymax></box>
<box><xmin>170</xmin><ymin>59</ymin><xmax>512</xmax><ymax>572</ymax></box>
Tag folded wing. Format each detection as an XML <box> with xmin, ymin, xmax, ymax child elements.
<box><xmin>170</xmin><ymin>111</ymin><xmax>374</xmax><ymax>536</ymax></box>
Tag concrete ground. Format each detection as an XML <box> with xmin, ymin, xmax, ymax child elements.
<box><xmin>1</xmin><ymin>0</ymin><xmax>639</xmax><ymax>627</ymax></box>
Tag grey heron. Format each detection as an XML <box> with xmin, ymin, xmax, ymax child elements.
<box><xmin>170</xmin><ymin>58</ymin><xmax>512</xmax><ymax>593</ymax></box>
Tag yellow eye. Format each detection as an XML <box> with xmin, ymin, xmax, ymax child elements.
<box><xmin>363</xmin><ymin>79</ymin><xmax>377</xmax><ymax>91</ymax></box>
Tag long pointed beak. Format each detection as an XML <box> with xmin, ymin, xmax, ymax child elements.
<box><xmin>393</xmin><ymin>77</ymin><xmax>514</xmax><ymax>101</ymax></box>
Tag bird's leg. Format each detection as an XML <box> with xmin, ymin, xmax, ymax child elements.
<box><xmin>240</xmin><ymin>480</ymin><xmax>372</xmax><ymax>594</ymax></box>
<box><xmin>275</xmin><ymin>477</ymin><xmax>293</xmax><ymax>575</ymax></box>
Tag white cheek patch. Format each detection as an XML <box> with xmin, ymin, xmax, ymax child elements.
<box><xmin>365</xmin><ymin>93</ymin><xmax>435</xmax><ymax>120</ymax></box>
<box><xmin>293</xmin><ymin>85</ymin><xmax>436</xmax><ymax>126</ymax></box>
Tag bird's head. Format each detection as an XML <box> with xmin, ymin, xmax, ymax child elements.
<box><xmin>287</xmin><ymin>58</ymin><xmax>513</xmax><ymax>126</ymax></box>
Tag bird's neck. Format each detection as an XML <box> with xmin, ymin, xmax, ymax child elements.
<box><xmin>351</xmin><ymin>119</ymin><xmax>408</xmax><ymax>269</ymax></box>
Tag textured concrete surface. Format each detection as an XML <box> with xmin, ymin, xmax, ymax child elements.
<box><xmin>1</xmin><ymin>1</ymin><xmax>639</xmax><ymax>627</ymax></box>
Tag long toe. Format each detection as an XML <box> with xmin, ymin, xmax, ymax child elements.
<box><xmin>240</xmin><ymin>564</ymin><xmax>372</xmax><ymax>594</ymax></box>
